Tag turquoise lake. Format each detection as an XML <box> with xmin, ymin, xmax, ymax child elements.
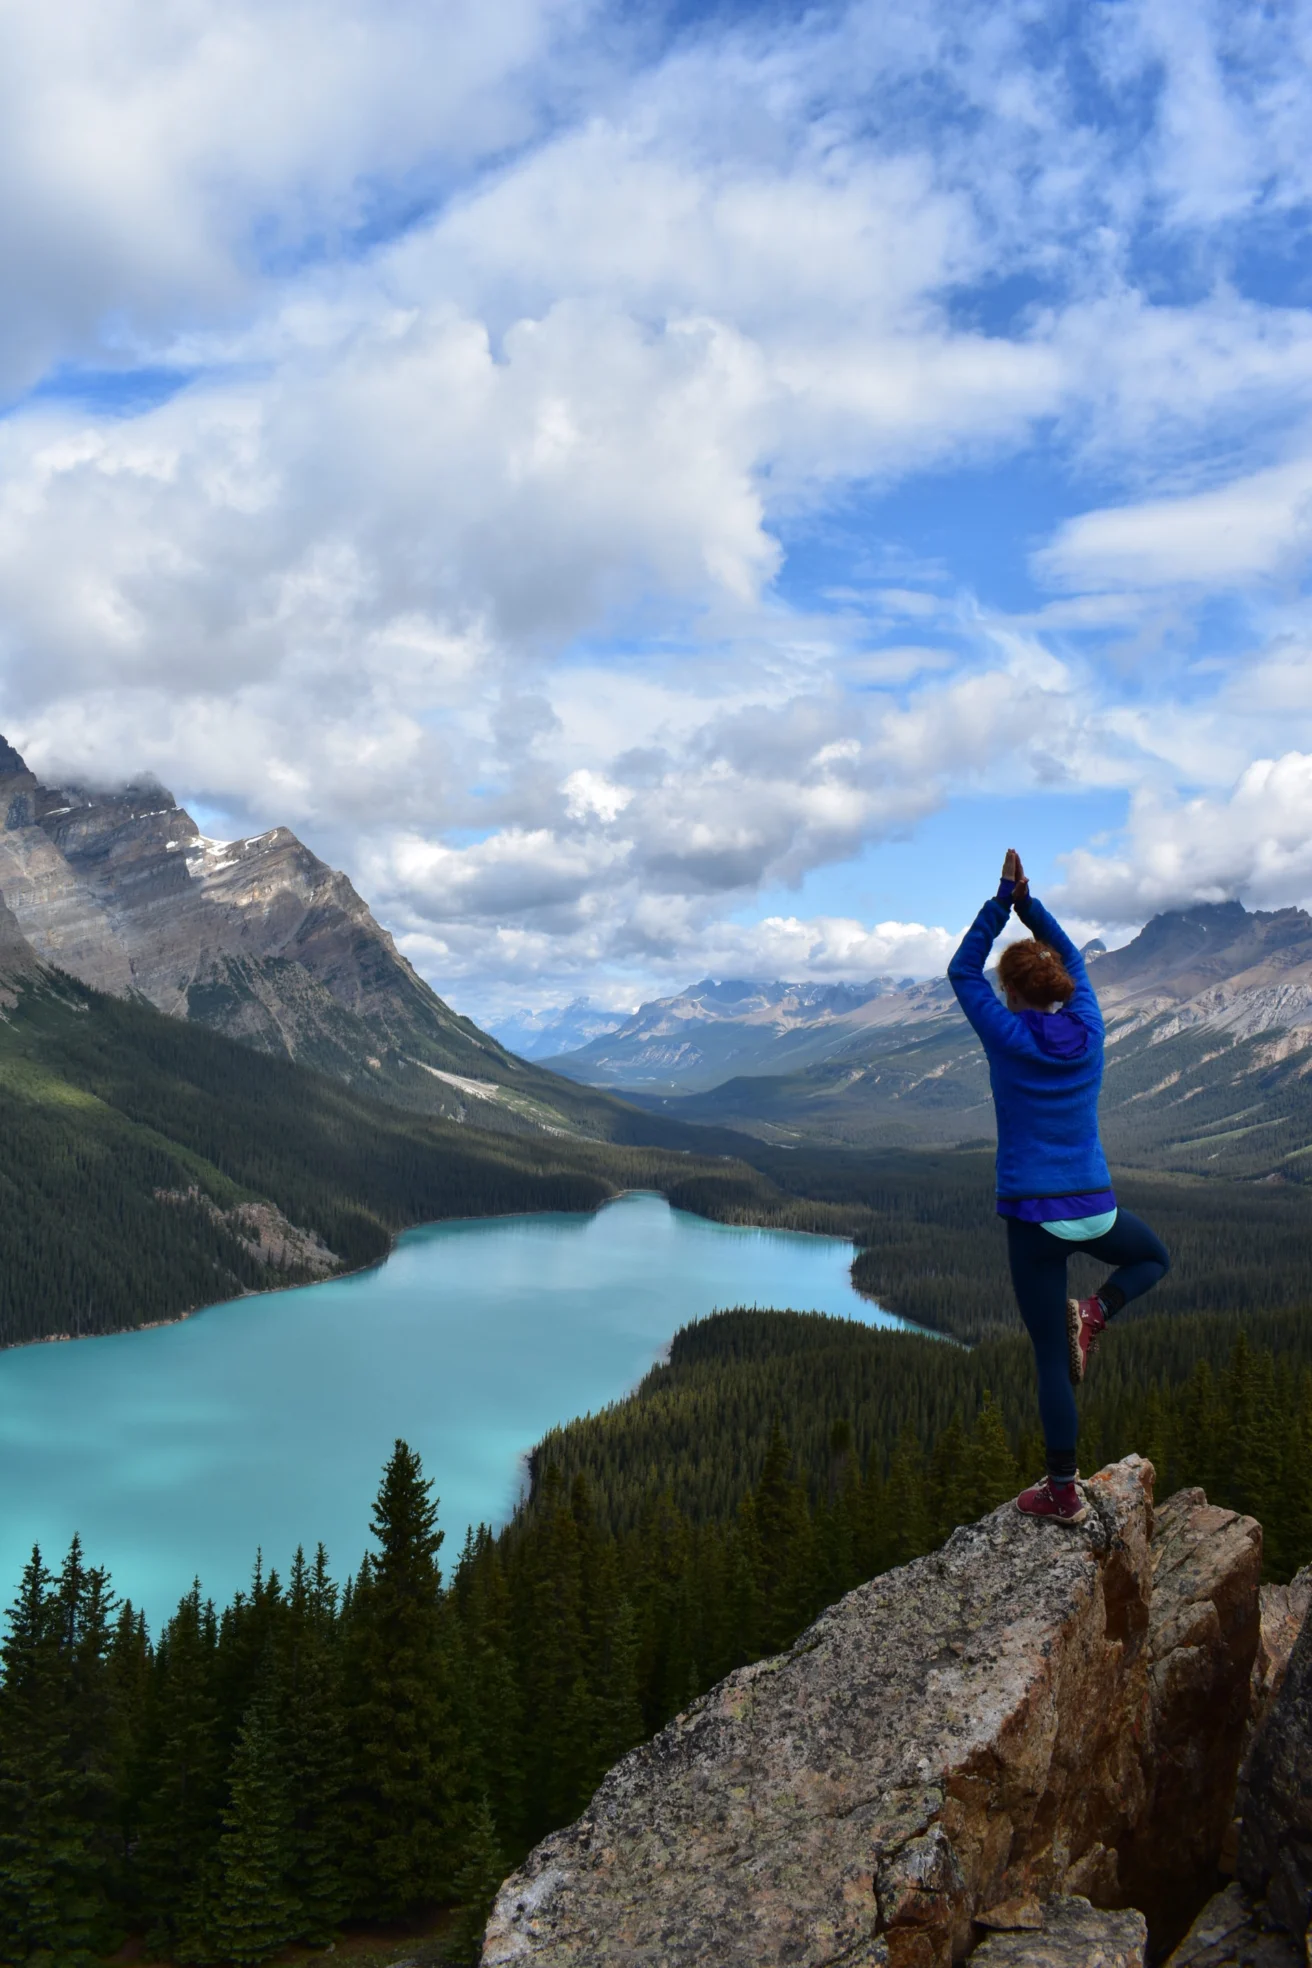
<box><xmin>0</xmin><ymin>1192</ymin><xmax>904</xmax><ymax>1628</ymax></box>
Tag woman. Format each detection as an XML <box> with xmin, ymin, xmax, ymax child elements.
<box><xmin>948</xmin><ymin>849</ymin><xmax>1170</xmax><ymax>1526</ymax></box>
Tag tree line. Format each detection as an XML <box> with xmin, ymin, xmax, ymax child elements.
<box><xmin>4</xmin><ymin>1303</ymin><xmax>1310</xmax><ymax>1967</ymax></box>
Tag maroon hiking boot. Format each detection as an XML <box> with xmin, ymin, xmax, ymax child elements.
<box><xmin>1016</xmin><ymin>1476</ymin><xmax>1089</xmax><ymax>1526</ymax></box>
<box><xmin>1067</xmin><ymin>1295</ymin><xmax>1106</xmax><ymax>1384</ymax></box>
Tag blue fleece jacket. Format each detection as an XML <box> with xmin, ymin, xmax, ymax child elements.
<box><xmin>947</xmin><ymin>891</ymin><xmax>1110</xmax><ymax>1201</ymax></box>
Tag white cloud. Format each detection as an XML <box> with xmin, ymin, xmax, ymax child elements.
<box><xmin>1059</xmin><ymin>752</ymin><xmax>1312</xmax><ymax>922</ymax></box>
<box><xmin>1034</xmin><ymin>457</ymin><xmax>1312</xmax><ymax>593</ymax></box>
<box><xmin>0</xmin><ymin>0</ymin><xmax>596</xmax><ymax>393</ymax></box>
<box><xmin>3</xmin><ymin>0</ymin><xmax>1312</xmax><ymax>1011</ymax></box>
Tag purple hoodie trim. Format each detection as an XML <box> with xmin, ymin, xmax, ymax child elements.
<box><xmin>998</xmin><ymin>1190</ymin><xmax>1118</xmax><ymax>1223</ymax></box>
<box><xmin>1017</xmin><ymin>1006</ymin><xmax>1089</xmax><ymax>1059</ymax></box>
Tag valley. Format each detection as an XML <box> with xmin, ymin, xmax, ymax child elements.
<box><xmin>547</xmin><ymin>901</ymin><xmax>1312</xmax><ymax>1182</ymax></box>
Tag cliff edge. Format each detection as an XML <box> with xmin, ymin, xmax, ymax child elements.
<box><xmin>484</xmin><ymin>1458</ymin><xmax>1269</xmax><ymax>1967</ymax></box>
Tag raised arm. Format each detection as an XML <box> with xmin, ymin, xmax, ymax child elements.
<box><xmin>948</xmin><ymin>893</ymin><xmax>1017</xmax><ymax>1050</ymax></box>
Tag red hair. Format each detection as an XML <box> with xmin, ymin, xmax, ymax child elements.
<box><xmin>998</xmin><ymin>938</ymin><xmax>1075</xmax><ymax>1009</ymax></box>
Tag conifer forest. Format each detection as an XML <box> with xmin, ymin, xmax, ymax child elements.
<box><xmin>4</xmin><ymin>1301</ymin><xmax>1310</xmax><ymax>1968</ymax></box>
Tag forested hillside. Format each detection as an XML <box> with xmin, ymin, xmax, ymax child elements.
<box><xmin>5</xmin><ymin>962</ymin><xmax>1312</xmax><ymax>1348</ymax></box>
<box><xmin>3</xmin><ymin>1304</ymin><xmax>1308</xmax><ymax>1964</ymax></box>
<box><xmin>0</xmin><ymin>968</ymin><xmax>854</xmax><ymax>1348</ymax></box>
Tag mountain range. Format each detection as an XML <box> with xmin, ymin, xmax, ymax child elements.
<box><xmin>0</xmin><ymin>736</ymin><xmax>633</xmax><ymax>1140</ymax></box>
<box><xmin>490</xmin><ymin>997</ymin><xmax>630</xmax><ymax>1060</ymax></box>
<box><xmin>6</xmin><ymin>723</ymin><xmax>1312</xmax><ymax>1190</ymax></box>
<box><xmin>542</xmin><ymin>974</ymin><xmax>948</xmax><ymax>1090</ymax></box>
<box><xmin>549</xmin><ymin>901</ymin><xmax>1312</xmax><ymax>1181</ymax></box>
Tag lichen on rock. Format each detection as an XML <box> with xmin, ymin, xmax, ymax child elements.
<box><xmin>484</xmin><ymin>1460</ymin><xmax>1162</xmax><ymax>1967</ymax></box>
<box><xmin>971</xmin><ymin>1896</ymin><xmax>1146</xmax><ymax>1966</ymax></box>
<box><xmin>482</xmin><ymin>1458</ymin><xmax>1275</xmax><ymax>1968</ymax></box>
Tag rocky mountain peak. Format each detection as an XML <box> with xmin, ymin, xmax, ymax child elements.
<box><xmin>0</xmin><ymin>734</ymin><xmax>30</xmax><ymax>782</ymax></box>
<box><xmin>0</xmin><ymin>732</ymin><xmax>548</xmax><ymax>1124</ymax></box>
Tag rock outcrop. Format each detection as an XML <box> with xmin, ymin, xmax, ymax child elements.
<box><xmin>1119</xmin><ymin>1489</ymin><xmax>1263</xmax><ymax>1937</ymax></box>
<box><xmin>483</xmin><ymin>1461</ymin><xmax>1266</xmax><ymax>1968</ymax></box>
<box><xmin>154</xmin><ymin>1188</ymin><xmax>340</xmax><ymax>1278</ymax></box>
<box><xmin>1238</xmin><ymin>1588</ymin><xmax>1312</xmax><ymax>1943</ymax></box>
<box><xmin>971</xmin><ymin>1897</ymin><xmax>1146</xmax><ymax>1966</ymax></box>
<box><xmin>1136</xmin><ymin>1558</ymin><xmax>1312</xmax><ymax>1967</ymax></box>
<box><xmin>1164</xmin><ymin>1883</ymin><xmax>1302</xmax><ymax>1968</ymax></box>
<box><xmin>1250</xmin><ymin>1565</ymin><xmax>1312</xmax><ymax>1734</ymax></box>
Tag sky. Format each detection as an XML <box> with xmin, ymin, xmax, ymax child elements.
<box><xmin>3</xmin><ymin>0</ymin><xmax>1312</xmax><ymax>1025</ymax></box>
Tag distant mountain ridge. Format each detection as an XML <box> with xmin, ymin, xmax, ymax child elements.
<box><xmin>544</xmin><ymin>974</ymin><xmax>949</xmax><ymax>1091</ymax></box>
<box><xmin>0</xmin><ymin>736</ymin><xmax>631</xmax><ymax>1138</ymax></box>
<box><xmin>551</xmin><ymin>900</ymin><xmax>1312</xmax><ymax>1181</ymax></box>
<box><xmin>491</xmin><ymin>997</ymin><xmax>630</xmax><ymax>1060</ymax></box>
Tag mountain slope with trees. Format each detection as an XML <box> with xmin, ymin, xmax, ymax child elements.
<box><xmin>0</xmin><ymin>956</ymin><xmax>868</xmax><ymax>1349</ymax></box>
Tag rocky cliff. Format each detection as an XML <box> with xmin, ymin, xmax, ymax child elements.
<box><xmin>482</xmin><ymin>1459</ymin><xmax>1307</xmax><ymax>1967</ymax></box>
<box><xmin>0</xmin><ymin>736</ymin><xmax>617</xmax><ymax>1136</ymax></box>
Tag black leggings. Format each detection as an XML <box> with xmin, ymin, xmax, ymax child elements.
<box><xmin>1006</xmin><ymin>1210</ymin><xmax>1170</xmax><ymax>1480</ymax></box>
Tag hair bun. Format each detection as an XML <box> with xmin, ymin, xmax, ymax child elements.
<box><xmin>997</xmin><ymin>938</ymin><xmax>1076</xmax><ymax>1009</ymax></box>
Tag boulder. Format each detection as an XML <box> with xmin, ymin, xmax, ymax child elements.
<box><xmin>1163</xmin><ymin>1882</ymin><xmax>1302</xmax><ymax>1967</ymax></box>
<box><xmin>483</xmin><ymin>1460</ymin><xmax>1158</xmax><ymax>1968</ymax></box>
<box><xmin>1239</xmin><ymin>1591</ymin><xmax>1312</xmax><ymax>1943</ymax></box>
<box><xmin>1250</xmin><ymin>1566</ymin><xmax>1312</xmax><ymax>1735</ymax></box>
<box><xmin>483</xmin><ymin>1462</ymin><xmax>1275</xmax><ymax>1967</ymax></box>
<box><xmin>1118</xmin><ymin>1489</ymin><xmax>1262</xmax><ymax>1940</ymax></box>
<box><xmin>971</xmin><ymin>1896</ymin><xmax>1146</xmax><ymax>1966</ymax></box>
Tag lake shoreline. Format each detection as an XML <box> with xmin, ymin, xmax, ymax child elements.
<box><xmin>1</xmin><ymin>1193</ymin><xmax>896</xmax><ymax>1628</ymax></box>
<box><xmin>0</xmin><ymin>1185</ymin><xmax>883</xmax><ymax>1354</ymax></box>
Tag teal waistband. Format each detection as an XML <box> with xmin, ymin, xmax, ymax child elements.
<box><xmin>1041</xmin><ymin>1208</ymin><xmax>1118</xmax><ymax>1242</ymax></box>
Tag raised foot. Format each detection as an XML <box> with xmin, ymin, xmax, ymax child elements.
<box><xmin>1067</xmin><ymin>1295</ymin><xmax>1106</xmax><ymax>1385</ymax></box>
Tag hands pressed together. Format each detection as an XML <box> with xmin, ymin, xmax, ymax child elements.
<box><xmin>1000</xmin><ymin>847</ymin><xmax>1030</xmax><ymax>907</ymax></box>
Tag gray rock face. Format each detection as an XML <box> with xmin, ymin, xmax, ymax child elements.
<box><xmin>972</xmin><ymin>1897</ymin><xmax>1147</xmax><ymax>1967</ymax></box>
<box><xmin>0</xmin><ymin>893</ymin><xmax>44</xmax><ymax>1002</ymax></box>
<box><xmin>1164</xmin><ymin>1883</ymin><xmax>1302</xmax><ymax>1968</ymax></box>
<box><xmin>1250</xmin><ymin>1566</ymin><xmax>1312</xmax><ymax>1738</ymax></box>
<box><xmin>484</xmin><ymin>1463</ymin><xmax>1266</xmax><ymax>1968</ymax></box>
<box><xmin>485</xmin><ymin>1462</ymin><xmax>1163</xmax><ymax>1968</ymax></box>
<box><xmin>1239</xmin><ymin>1590</ymin><xmax>1312</xmax><ymax>1941</ymax></box>
<box><xmin>1120</xmin><ymin>1490</ymin><xmax>1263</xmax><ymax>1939</ymax></box>
<box><xmin>0</xmin><ymin>737</ymin><xmax>533</xmax><ymax>1115</ymax></box>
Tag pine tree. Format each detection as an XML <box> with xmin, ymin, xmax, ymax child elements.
<box><xmin>592</xmin><ymin>1594</ymin><xmax>644</xmax><ymax>1772</ymax></box>
<box><xmin>280</xmin><ymin>1547</ymin><xmax>350</xmax><ymax>1942</ymax></box>
<box><xmin>750</xmin><ymin>1420</ymin><xmax>814</xmax><ymax>1654</ymax></box>
<box><xmin>344</xmin><ymin>1440</ymin><xmax>466</xmax><ymax>1917</ymax></box>
<box><xmin>881</xmin><ymin>1431</ymin><xmax>931</xmax><ymax>1569</ymax></box>
<box><xmin>133</xmin><ymin>1584</ymin><xmax>224</xmax><ymax>1956</ymax></box>
<box><xmin>105</xmin><ymin>1600</ymin><xmax>152</xmax><ymax>1920</ymax></box>
<box><xmin>207</xmin><ymin>1667</ymin><xmax>297</xmax><ymax>1965</ymax></box>
<box><xmin>450</xmin><ymin>1529</ymin><xmax>525</xmax><ymax>1846</ymax></box>
<box><xmin>816</xmin><ymin>1420</ymin><xmax>861</xmax><ymax>1599</ymax></box>
<box><xmin>726</xmin><ymin>1498</ymin><xmax>765</xmax><ymax>1667</ymax></box>
<box><xmin>967</xmin><ymin>1393</ymin><xmax>1019</xmax><ymax>1516</ymax></box>
<box><xmin>444</xmin><ymin>1795</ymin><xmax>505</xmax><ymax>1967</ymax></box>
<box><xmin>925</xmin><ymin>1414</ymin><xmax>972</xmax><ymax>1544</ymax></box>
<box><xmin>0</xmin><ymin>1540</ymin><xmax>119</xmax><ymax>1968</ymax></box>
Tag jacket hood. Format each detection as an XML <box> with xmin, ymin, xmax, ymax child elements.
<box><xmin>1017</xmin><ymin>1006</ymin><xmax>1090</xmax><ymax>1060</ymax></box>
